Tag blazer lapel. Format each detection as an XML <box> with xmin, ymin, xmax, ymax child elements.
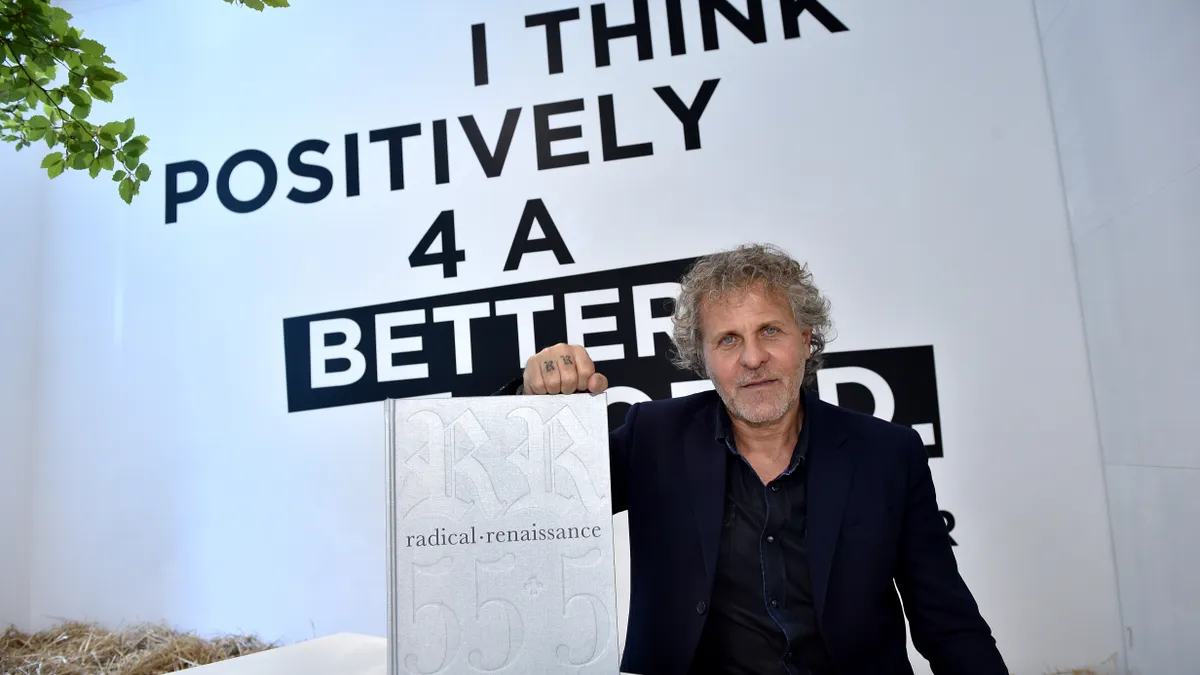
<box><xmin>681</xmin><ymin>406</ymin><xmax>726</xmax><ymax>588</ymax></box>
<box><xmin>804</xmin><ymin>389</ymin><xmax>853</xmax><ymax>620</ymax></box>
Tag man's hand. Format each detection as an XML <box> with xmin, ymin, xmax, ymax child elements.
<box><xmin>523</xmin><ymin>343</ymin><xmax>609</xmax><ymax>394</ymax></box>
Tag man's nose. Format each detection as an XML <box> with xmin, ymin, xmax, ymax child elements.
<box><xmin>740</xmin><ymin>337</ymin><xmax>768</xmax><ymax>369</ymax></box>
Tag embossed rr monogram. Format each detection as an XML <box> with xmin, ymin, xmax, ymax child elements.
<box><xmin>505</xmin><ymin>404</ymin><xmax>606</xmax><ymax>516</ymax></box>
<box><xmin>401</xmin><ymin>409</ymin><xmax>503</xmax><ymax>519</ymax></box>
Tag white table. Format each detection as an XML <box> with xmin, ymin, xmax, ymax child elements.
<box><xmin>187</xmin><ymin>633</ymin><xmax>387</xmax><ymax>675</ymax></box>
<box><xmin>186</xmin><ymin>633</ymin><xmax>632</xmax><ymax>674</ymax></box>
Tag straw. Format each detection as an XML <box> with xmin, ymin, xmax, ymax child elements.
<box><xmin>0</xmin><ymin>621</ymin><xmax>275</xmax><ymax>674</ymax></box>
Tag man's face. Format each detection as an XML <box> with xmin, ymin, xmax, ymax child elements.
<box><xmin>700</xmin><ymin>283</ymin><xmax>811</xmax><ymax>425</ymax></box>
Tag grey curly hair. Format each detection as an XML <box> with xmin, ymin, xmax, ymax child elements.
<box><xmin>669</xmin><ymin>243</ymin><xmax>835</xmax><ymax>389</ymax></box>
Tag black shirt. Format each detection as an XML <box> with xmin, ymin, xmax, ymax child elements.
<box><xmin>690</xmin><ymin>400</ymin><xmax>837</xmax><ymax>675</ymax></box>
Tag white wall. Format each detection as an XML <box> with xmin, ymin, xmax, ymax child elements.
<box><xmin>24</xmin><ymin>0</ymin><xmax>1125</xmax><ymax>672</ymax></box>
<box><xmin>1036</xmin><ymin>1</ymin><xmax>1200</xmax><ymax>673</ymax></box>
<box><xmin>0</xmin><ymin>146</ymin><xmax>42</xmax><ymax>630</ymax></box>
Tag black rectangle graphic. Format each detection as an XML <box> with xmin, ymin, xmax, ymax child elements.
<box><xmin>282</xmin><ymin>258</ymin><xmax>944</xmax><ymax>459</ymax></box>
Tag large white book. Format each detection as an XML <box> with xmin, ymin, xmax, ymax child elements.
<box><xmin>384</xmin><ymin>393</ymin><xmax>621</xmax><ymax>675</ymax></box>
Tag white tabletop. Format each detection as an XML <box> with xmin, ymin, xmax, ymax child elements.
<box><xmin>186</xmin><ymin>633</ymin><xmax>387</xmax><ymax>675</ymax></box>
<box><xmin>184</xmin><ymin>633</ymin><xmax>632</xmax><ymax>674</ymax></box>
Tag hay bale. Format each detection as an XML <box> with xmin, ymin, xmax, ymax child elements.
<box><xmin>0</xmin><ymin>621</ymin><xmax>276</xmax><ymax>675</ymax></box>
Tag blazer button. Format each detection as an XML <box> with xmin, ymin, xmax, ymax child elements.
<box><xmin>695</xmin><ymin>600</ymin><xmax>707</xmax><ymax>614</ymax></box>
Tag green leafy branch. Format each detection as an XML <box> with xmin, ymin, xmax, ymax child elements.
<box><xmin>1</xmin><ymin>0</ymin><xmax>287</xmax><ymax>204</ymax></box>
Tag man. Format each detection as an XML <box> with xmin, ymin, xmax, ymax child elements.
<box><xmin>497</xmin><ymin>244</ymin><xmax>1008</xmax><ymax>675</ymax></box>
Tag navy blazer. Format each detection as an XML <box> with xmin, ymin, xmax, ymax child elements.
<box><xmin>604</xmin><ymin>386</ymin><xmax>1008</xmax><ymax>675</ymax></box>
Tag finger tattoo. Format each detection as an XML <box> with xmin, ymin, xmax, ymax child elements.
<box><xmin>543</xmin><ymin>360</ymin><xmax>556</xmax><ymax>372</ymax></box>
<box><xmin>561</xmin><ymin>355</ymin><xmax>574</xmax><ymax>365</ymax></box>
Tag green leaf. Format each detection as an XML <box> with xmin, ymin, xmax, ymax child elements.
<box><xmin>124</xmin><ymin>138</ymin><xmax>147</xmax><ymax>157</ymax></box>
<box><xmin>79</xmin><ymin>38</ymin><xmax>106</xmax><ymax>56</ymax></box>
<box><xmin>71</xmin><ymin>152</ymin><xmax>91</xmax><ymax>169</ymax></box>
<box><xmin>119</xmin><ymin>176</ymin><xmax>134</xmax><ymax>204</ymax></box>
<box><xmin>66</xmin><ymin>89</ymin><xmax>91</xmax><ymax>107</ymax></box>
<box><xmin>87</xmin><ymin>81</ymin><xmax>112</xmax><ymax>102</ymax></box>
<box><xmin>98</xmin><ymin>131</ymin><xmax>118</xmax><ymax>149</ymax></box>
<box><xmin>71</xmin><ymin>102</ymin><xmax>91</xmax><ymax>119</ymax></box>
<box><xmin>47</xmin><ymin>160</ymin><xmax>65</xmax><ymax>179</ymax></box>
<box><xmin>41</xmin><ymin>152</ymin><xmax>63</xmax><ymax>169</ymax></box>
<box><xmin>120</xmin><ymin>117</ymin><xmax>135</xmax><ymax>141</ymax></box>
<box><xmin>101</xmin><ymin>121</ymin><xmax>126</xmax><ymax>136</ymax></box>
<box><xmin>243</xmin><ymin>0</ymin><xmax>266</xmax><ymax>9</ymax></box>
<box><xmin>28</xmin><ymin>115</ymin><xmax>51</xmax><ymax>130</ymax></box>
<box><xmin>112</xmin><ymin>169</ymin><xmax>127</xmax><ymax>182</ymax></box>
<box><xmin>89</xmin><ymin>160</ymin><xmax>102</xmax><ymax>178</ymax></box>
<box><xmin>43</xmin><ymin>129</ymin><xmax>58</xmax><ymax>148</ymax></box>
<box><xmin>85</xmin><ymin>65</ymin><xmax>122</xmax><ymax>83</ymax></box>
<box><xmin>135</xmin><ymin>163</ymin><xmax>151</xmax><ymax>181</ymax></box>
<box><xmin>99</xmin><ymin>149</ymin><xmax>115</xmax><ymax>170</ymax></box>
<box><xmin>50</xmin><ymin>13</ymin><xmax>70</xmax><ymax>35</ymax></box>
<box><xmin>63</xmin><ymin>133</ymin><xmax>85</xmax><ymax>154</ymax></box>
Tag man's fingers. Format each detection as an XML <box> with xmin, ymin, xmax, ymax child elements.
<box><xmin>557</xmin><ymin>352</ymin><xmax>580</xmax><ymax>393</ymax></box>
<box><xmin>570</xmin><ymin>345</ymin><xmax>595</xmax><ymax>388</ymax></box>
<box><xmin>523</xmin><ymin>365</ymin><xmax>545</xmax><ymax>394</ymax></box>
<box><xmin>540</xmin><ymin>355</ymin><xmax>562</xmax><ymax>394</ymax></box>
<box><xmin>522</xmin><ymin>343</ymin><xmax>604</xmax><ymax>395</ymax></box>
<box><xmin>588</xmin><ymin>372</ymin><xmax>608</xmax><ymax>393</ymax></box>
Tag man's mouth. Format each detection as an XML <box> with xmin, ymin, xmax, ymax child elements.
<box><xmin>741</xmin><ymin>379</ymin><xmax>777</xmax><ymax>390</ymax></box>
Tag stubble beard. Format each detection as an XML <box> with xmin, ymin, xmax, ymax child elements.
<box><xmin>714</xmin><ymin>366</ymin><xmax>804</xmax><ymax>425</ymax></box>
